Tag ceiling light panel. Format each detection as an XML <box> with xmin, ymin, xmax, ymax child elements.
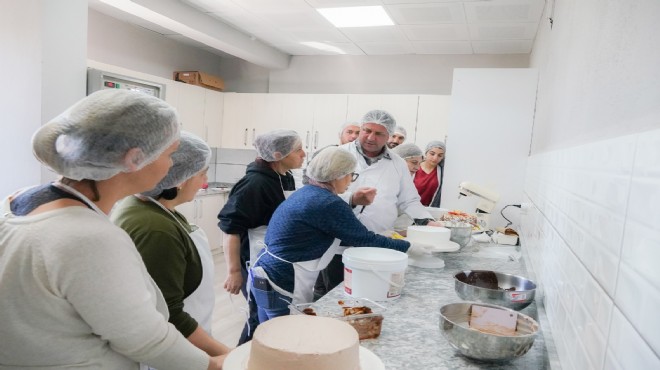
<box><xmin>317</xmin><ymin>6</ymin><xmax>394</xmax><ymax>28</ymax></box>
<box><xmin>386</xmin><ymin>3</ymin><xmax>465</xmax><ymax>25</ymax></box>
<box><xmin>411</xmin><ymin>41</ymin><xmax>473</xmax><ymax>54</ymax></box>
<box><xmin>464</xmin><ymin>0</ymin><xmax>545</xmax><ymax>23</ymax></box>
<box><xmin>400</xmin><ymin>24</ymin><xmax>470</xmax><ymax>41</ymax></box>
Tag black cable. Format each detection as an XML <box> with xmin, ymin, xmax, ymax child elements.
<box><xmin>500</xmin><ymin>204</ymin><xmax>522</xmax><ymax>228</ymax></box>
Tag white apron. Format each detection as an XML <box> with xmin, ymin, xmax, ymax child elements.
<box><xmin>253</xmin><ymin>238</ymin><xmax>343</xmax><ymax>305</ymax></box>
<box><xmin>146</xmin><ymin>196</ymin><xmax>216</xmax><ymax>334</ymax></box>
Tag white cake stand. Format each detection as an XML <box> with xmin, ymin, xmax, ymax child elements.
<box><xmin>224</xmin><ymin>341</ymin><xmax>385</xmax><ymax>370</ymax></box>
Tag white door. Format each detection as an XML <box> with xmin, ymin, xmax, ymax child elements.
<box><xmin>312</xmin><ymin>94</ymin><xmax>348</xmax><ymax>150</ymax></box>
<box><xmin>204</xmin><ymin>90</ymin><xmax>223</xmax><ymax>147</ymax></box>
<box><xmin>177</xmin><ymin>83</ymin><xmax>206</xmax><ymax>139</ymax></box>
<box><xmin>221</xmin><ymin>93</ymin><xmax>251</xmax><ymax>149</ymax></box>
<box><xmin>414</xmin><ymin>95</ymin><xmax>451</xmax><ymax>147</ymax></box>
<box><xmin>280</xmin><ymin>94</ymin><xmax>314</xmax><ymax>151</ymax></box>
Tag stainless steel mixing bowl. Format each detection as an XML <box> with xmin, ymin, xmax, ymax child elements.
<box><xmin>439</xmin><ymin>302</ymin><xmax>539</xmax><ymax>362</ymax></box>
<box><xmin>443</xmin><ymin>222</ymin><xmax>473</xmax><ymax>249</ymax></box>
<box><xmin>454</xmin><ymin>270</ymin><xmax>536</xmax><ymax>311</ymax></box>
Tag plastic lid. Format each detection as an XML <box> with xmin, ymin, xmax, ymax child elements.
<box><xmin>343</xmin><ymin>247</ymin><xmax>408</xmax><ymax>264</ymax></box>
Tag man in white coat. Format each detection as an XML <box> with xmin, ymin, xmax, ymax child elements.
<box><xmin>314</xmin><ymin>110</ymin><xmax>442</xmax><ymax>298</ymax></box>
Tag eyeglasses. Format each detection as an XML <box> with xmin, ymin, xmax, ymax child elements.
<box><xmin>351</xmin><ymin>173</ymin><xmax>360</xmax><ymax>182</ymax></box>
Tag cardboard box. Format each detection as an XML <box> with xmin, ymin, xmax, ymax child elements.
<box><xmin>174</xmin><ymin>71</ymin><xmax>224</xmax><ymax>91</ymax></box>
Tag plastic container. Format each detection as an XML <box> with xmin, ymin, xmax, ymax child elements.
<box><xmin>291</xmin><ymin>298</ymin><xmax>386</xmax><ymax>340</ymax></box>
<box><xmin>342</xmin><ymin>247</ymin><xmax>408</xmax><ymax>301</ymax></box>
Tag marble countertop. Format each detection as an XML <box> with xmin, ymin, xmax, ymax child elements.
<box><xmin>315</xmin><ymin>242</ymin><xmax>554</xmax><ymax>369</ymax></box>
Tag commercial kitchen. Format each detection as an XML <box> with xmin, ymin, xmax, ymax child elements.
<box><xmin>2</xmin><ymin>1</ymin><xmax>659</xmax><ymax>369</ymax></box>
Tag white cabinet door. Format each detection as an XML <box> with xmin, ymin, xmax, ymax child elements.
<box><xmin>346</xmin><ymin>94</ymin><xmax>382</xmax><ymax>122</ymax></box>
<box><xmin>197</xmin><ymin>194</ymin><xmax>225</xmax><ymax>253</ymax></box>
<box><xmin>414</xmin><ymin>95</ymin><xmax>451</xmax><ymax>147</ymax></box>
<box><xmin>221</xmin><ymin>93</ymin><xmax>251</xmax><ymax>149</ymax></box>
<box><xmin>312</xmin><ymin>94</ymin><xmax>348</xmax><ymax>150</ymax></box>
<box><xmin>204</xmin><ymin>90</ymin><xmax>223</xmax><ymax>147</ymax></box>
<box><xmin>279</xmin><ymin>94</ymin><xmax>314</xmax><ymax>151</ymax></box>
<box><xmin>177</xmin><ymin>83</ymin><xmax>206</xmax><ymax>139</ymax></box>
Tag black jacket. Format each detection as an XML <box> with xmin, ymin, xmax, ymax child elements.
<box><xmin>217</xmin><ymin>159</ymin><xmax>295</xmax><ymax>262</ymax></box>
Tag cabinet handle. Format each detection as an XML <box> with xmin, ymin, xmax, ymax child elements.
<box><xmin>314</xmin><ymin>131</ymin><xmax>319</xmax><ymax>149</ymax></box>
<box><xmin>305</xmin><ymin>131</ymin><xmax>310</xmax><ymax>149</ymax></box>
<box><xmin>252</xmin><ymin>128</ymin><xmax>256</xmax><ymax>145</ymax></box>
<box><xmin>243</xmin><ymin>128</ymin><xmax>248</xmax><ymax>146</ymax></box>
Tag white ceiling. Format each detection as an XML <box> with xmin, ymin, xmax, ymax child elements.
<box><xmin>89</xmin><ymin>0</ymin><xmax>546</xmax><ymax>68</ymax></box>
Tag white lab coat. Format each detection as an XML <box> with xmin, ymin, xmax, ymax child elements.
<box><xmin>339</xmin><ymin>142</ymin><xmax>433</xmax><ymax>234</ymax></box>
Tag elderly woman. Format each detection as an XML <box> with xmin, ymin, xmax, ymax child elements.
<box><xmin>218</xmin><ymin>129</ymin><xmax>305</xmax><ymax>344</ymax></box>
<box><xmin>112</xmin><ymin>132</ymin><xmax>231</xmax><ymax>359</ymax></box>
<box><xmin>414</xmin><ymin>140</ymin><xmax>446</xmax><ymax>207</ymax></box>
<box><xmin>250</xmin><ymin>146</ymin><xmax>428</xmax><ymax>323</ymax></box>
<box><xmin>0</xmin><ymin>90</ymin><xmax>223</xmax><ymax>369</ymax></box>
<box><xmin>392</xmin><ymin>142</ymin><xmax>424</xmax><ymax>176</ymax></box>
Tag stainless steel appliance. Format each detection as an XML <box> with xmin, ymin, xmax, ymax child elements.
<box><xmin>87</xmin><ymin>68</ymin><xmax>166</xmax><ymax>99</ymax></box>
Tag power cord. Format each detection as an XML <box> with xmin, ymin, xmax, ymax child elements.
<box><xmin>500</xmin><ymin>204</ymin><xmax>522</xmax><ymax>228</ymax></box>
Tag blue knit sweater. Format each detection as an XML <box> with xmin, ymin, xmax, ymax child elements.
<box><xmin>255</xmin><ymin>185</ymin><xmax>409</xmax><ymax>293</ymax></box>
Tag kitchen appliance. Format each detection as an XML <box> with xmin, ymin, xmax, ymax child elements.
<box><xmin>87</xmin><ymin>68</ymin><xmax>166</xmax><ymax>99</ymax></box>
<box><xmin>457</xmin><ymin>181</ymin><xmax>500</xmax><ymax>229</ymax></box>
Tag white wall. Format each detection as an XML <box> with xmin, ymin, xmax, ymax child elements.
<box><xmin>0</xmin><ymin>0</ymin><xmax>87</xmax><ymax>197</ymax></box>
<box><xmin>87</xmin><ymin>9</ymin><xmax>225</xmax><ymax>82</ymax></box>
<box><xmin>268</xmin><ymin>54</ymin><xmax>529</xmax><ymax>94</ymax></box>
<box><xmin>440</xmin><ymin>68</ymin><xmax>538</xmax><ymax>229</ymax></box>
<box><xmin>523</xmin><ymin>1</ymin><xmax>660</xmax><ymax>369</ymax></box>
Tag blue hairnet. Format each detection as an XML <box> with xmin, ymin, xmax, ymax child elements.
<box><xmin>361</xmin><ymin>110</ymin><xmax>396</xmax><ymax>134</ymax></box>
<box><xmin>142</xmin><ymin>131</ymin><xmax>211</xmax><ymax>197</ymax></box>
<box><xmin>425</xmin><ymin>140</ymin><xmax>446</xmax><ymax>153</ymax></box>
<box><xmin>253</xmin><ymin>129</ymin><xmax>301</xmax><ymax>162</ymax></box>
<box><xmin>307</xmin><ymin>147</ymin><xmax>356</xmax><ymax>183</ymax></box>
<box><xmin>32</xmin><ymin>89</ymin><xmax>180</xmax><ymax>181</ymax></box>
<box><xmin>392</xmin><ymin>143</ymin><xmax>423</xmax><ymax>159</ymax></box>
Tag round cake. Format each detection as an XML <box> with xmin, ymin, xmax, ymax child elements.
<box><xmin>247</xmin><ymin>315</ymin><xmax>360</xmax><ymax>370</ymax></box>
<box><xmin>407</xmin><ymin>225</ymin><xmax>451</xmax><ymax>246</ymax></box>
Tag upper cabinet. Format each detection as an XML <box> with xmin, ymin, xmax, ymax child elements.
<box><xmin>204</xmin><ymin>90</ymin><xmax>223</xmax><ymax>147</ymax></box>
<box><xmin>166</xmin><ymin>81</ymin><xmax>224</xmax><ymax>147</ymax></box>
<box><xmin>221</xmin><ymin>93</ymin><xmax>276</xmax><ymax>149</ymax></box>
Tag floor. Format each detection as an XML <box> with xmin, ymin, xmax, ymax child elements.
<box><xmin>211</xmin><ymin>250</ymin><xmax>247</xmax><ymax>347</ymax></box>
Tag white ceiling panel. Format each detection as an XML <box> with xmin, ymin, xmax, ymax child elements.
<box><xmin>401</xmin><ymin>24</ymin><xmax>470</xmax><ymax>41</ymax></box>
<box><xmin>469</xmin><ymin>22</ymin><xmax>539</xmax><ymax>40</ymax></box>
<box><xmin>340</xmin><ymin>26</ymin><xmax>407</xmax><ymax>43</ymax></box>
<box><xmin>355</xmin><ymin>41</ymin><xmax>414</xmax><ymax>55</ymax></box>
<box><xmin>471</xmin><ymin>39</ymin><xmax>533</xmax><ymax>54</ymax></box>
<box><xmin>464</xmin><ymin>0</ymin><xmax>545</xmax><ymax>23</ymax></box>
<box><xmin>91</xmin><ymin>0</ymin><xmax>541</xmax><ymax>63</ymax></box>
<box><xmin>386</xmin><ymin>3</ymin><xmax>466</xmax><ymax>25</ymax></box>
<box><xmin>411</xmin><ymin>41</ymin><xmax>473</xmax><ymax>54</ymax></box>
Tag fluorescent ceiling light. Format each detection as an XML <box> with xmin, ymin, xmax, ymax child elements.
<box><xmin>317</xmin><ymin>6</ymin><xmax>394</xmax><ymax>28</ymax></box>
<box><xmin>300</xmin><ymin>42</ymin><xmax>346</xmax><ymax>55</ymax></box>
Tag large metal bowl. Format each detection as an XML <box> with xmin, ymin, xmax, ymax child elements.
<box><xmin>439</xmin><ymin>302</ymin><xmax>539</xmax><ymax>362</ymax></box>
<box><xmin>443</xmin><ymin>222</ymin><xmax>473</xmax><ymax>249</ymax></box>
<box><xmin>454</xmin><ymin>270</ymin><xmax>536</xmax><ymax>311</ymax></box>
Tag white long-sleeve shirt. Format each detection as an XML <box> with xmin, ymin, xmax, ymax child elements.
<box><xmin>339</xmin><ymin>142</ymin><xmax>432</xmax><ymax>234</ymax></box>
<box><xmin>0</xmin><ymin>202</ymin><xmax>208</xmax><ymax>370</ymax></box>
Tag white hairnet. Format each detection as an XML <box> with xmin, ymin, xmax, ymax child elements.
<box><xmin>142</xmin><ymin>131</ymin><xmax>211</xmax><ymax>198</ymax></box>
<box><xmin>307</xmin><ymin>146</ymin><xmax>356</xmax><ymax>183</ymax></box>
<box><xmin>361</xmin><ymin>110</ymin><xmax>396</xmax><ymax>134</ymax></box>
<box><xmin>32</xmin><ymin>89</ymin><xmax>180</xmax><ymax>181</ymax></box>
<box><xmin>338</xmin><ymin>121</ymin><xmax>359</xmax><ymax>135</ymax></box>
<box><xmin>425</xmin><ymin>140</ymin><xmax>446</xmax><ymax>153</ymax></box>
<box><xmin>392</xmin><ymin>143</ymin><xmax>423</xmax><ymax>159</ymax></box>
<box><xmin>393</xmin><ymin>126</ymin><xmax>407</xmax><ymax>138</ymax></box>
<box><xmin>253</xmin><ymin>129</ymin><xmax>301</xmax><ymax>162</ymax></box>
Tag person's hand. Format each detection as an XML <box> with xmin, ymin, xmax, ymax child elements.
<box><xmin>426</xmin><ymin>220</ymin><xmax>444</xmax><ymax>227</ymax></box>
<box><xmin>207</xmin><ymin>354</ymin><xmax>227</xmax><ymax>370</ymax></box>
<box><xmin>406</xmin><ymin>242</ymin><xmax>434</xmax><ymax>256</ymax></box>
<box><xmin>351</xmin><ymin>187</ymin><xmax>377</xmax><ymax>206</ymax></box>
<box><xmin>223</xmin><ymin>271</ymin><xmax>243</xmax><ymax>295</ymax></box>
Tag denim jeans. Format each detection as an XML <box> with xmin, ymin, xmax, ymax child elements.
<box><xmin>249</xmin><ymin>272</ymin><xmax>292</xmax><ymax>323</ymax></box>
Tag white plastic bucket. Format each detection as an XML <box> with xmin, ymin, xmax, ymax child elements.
<box><xmin>342</xmin><ymin>247</ymin><xmax>408</xmax><ymax>302</ymax></box>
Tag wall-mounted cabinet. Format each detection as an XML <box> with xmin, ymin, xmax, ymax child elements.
<box><xmin>166</xmin><ymin>81</ymin><xmax>224</xmax><ymax>147</ymax></box>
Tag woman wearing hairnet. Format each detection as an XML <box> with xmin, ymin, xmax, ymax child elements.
<box><xmin>217</xmin><ymin>129</ymin><xmax>305</xmax><ymax>344</ymax></box>
<box><xmin>414</xmin><ymin>141</ymin><xmax>446</xmax><ymax>207</ymax></box>
<box><xmin>0</xmin><ymin>90</ymin><xmax>223</xmax><ymax>369</ymax></box>
<box><xmin>111</xmin><ymin>132</ymin><xmax>231</xmax><ymax>362</ymax></box>
<box><xmin>249</xmin><ymin>146</ymin><xmax>421</xmax><ymax>323</ymax></box>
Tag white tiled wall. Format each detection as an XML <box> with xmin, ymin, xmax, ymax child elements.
<box><xmin>521</xmin><ymin>129</ymin><xmax>660</xmax><ymax>369</ymax></box>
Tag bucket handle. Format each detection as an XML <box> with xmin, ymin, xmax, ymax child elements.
<box><xmin>367</xmin><ymin>265</ymin><xmax>405</xmax><ymax>289</ymax></box>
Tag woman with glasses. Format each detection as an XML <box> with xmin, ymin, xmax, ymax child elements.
<box><xmin>248</xmin><ymin>146</ymin><xmax>414</xmax><ymax>323</ymax></box>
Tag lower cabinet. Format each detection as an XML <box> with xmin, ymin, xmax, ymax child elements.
<box><xmin>176</xmin><ymin>193</ymin><xmax>226</xmax><ymax>253</ymax></box>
